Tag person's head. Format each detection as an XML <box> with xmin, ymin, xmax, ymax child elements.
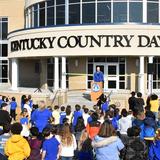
<box><xmin>47</xmin><ymin>106</ymin><xmax>53</xmax><ymax>111</ymax></box>
<box><xmin>96</xmin><ymin>66</ymin><xmax>100</xmax><ymax>72</ymax></box>
<box><xmin>2</xmin><ymin>96</ymin><xmax>6</xmax><ymax>101</ymax></box>
<box><xmin>98</xmin><ymin>120</ymin><xmax>116</xmax><ymax>138</ymax></box>
<box><xmin>21</xmin><ymin>108</ymin><xmax>28</xmax><ymax>117</ymax></box>
<box><xmin>105</xmin><ymin>110</ymin><xmax>114</xmax><ymax>120</ymax></box>
<box><xmin>75</xmin><ymin>104</ymin><xmax>81</xmax><ymax>111</ymax></box>
<box><xmin>28</xmin><ymin>95</ymin><xmax>32</xmax><ymax>100</ymax></box>
<box><xmin>121</xmin><ymin>109</ymin><xmax>128</xmax><ymax>117</ymax></box>
<box><xmin>127</xmin><ymin>126</ymin><xmax>141</xmax><ymax>137</ymax></box>
<box><xmin>91</xmin><ymin>112</ymin><xmax>99</xmax><ymax>121</ymax></box>
<box><xmin>60</xmin><ymin>123</ymin><xmax>73</xmax><ymax>146</ymax></box>
<box><xmin>24</xmin><ymin>98</ymin><xmax>29</xmax><ymax>104</ymax></box>
<box><xmin>66</xmin><ymin>105</ymin><xmax>72</xmax><ymax>115</ymax></box>
<box><xmin>21</xmin><ymin>95</ymin><xmax>26</xmax><ymax>100</ymax></box>
<box><xmin>150</xmin><ymin>94</ymin><xmax>158</xmax><ymax>100</ymax></box>
<box><xmin>50</xmin><ymin>125</ymin><xmax>57</xmax><ymax>136</ymax></box>
<box><xmin>84</xmin><ymin>108</ymin><xmax>89</xmax><ymax>114</ymax></box>
<box><xmin>136</xmin><ymin>111</ymin><xmax>145</xmax><ymax>120</ymax></box>
<box><xmin>30</xmin><ymin>127</ymin><xmax>39</xmax><ymax>137</ymax></box>
<box><xmin>39</xmin><ymin>100</ymin><xmax>46</xmax><ymax>110</ymax></box>
<box><xmin>145</xmin><ymin>110</ymin><xmax>156</xmax><ymax>120</ymax></box>
<box><xmin>61</xmin><ymin>106</ymin><xmax>65</xmax><ymax>112</ymax></box>
<box><xmin>75</xmin><ymin>117</ymin><xmax>85</xmax><ymax>132</ymax></box>
<box><xmin>131</xmin><ymin>91</ymin><xmax>136</xmax><ymax>97</ymax></box>
<box><xmin>137</xmin><ymin>92</ymin><xmax>142</xmax><ymax>98</ymax></box>
<box><xmin>11</xmin><ymin>97</ymin><xmax>16</xmax><ymax>101</ymax></box>
<box><xmin>54</xmin><ymin>105</ymin><xmax>59</xmax><ymax>110</ymax></box>
<box><xmin>114</xmin><ymin>108</ymin><xmax>120</xmax><ymax>116</ymax></box>
<box><xmin>42</xmin><ymin>127</ymin><xmax>51</xmax><ymax>138</ymax></box>
<box><xmin>3</xmin><ymin>124</ymin><xmax>10</xmax><ymax>134</ymax></box>
<box><xmin>11</xmin><ymin>123</ymin><xmax>23</xmax><ymax>135</ymax></box>
<box><xmin>1</xmin><ymin>103</ymin><xmax>8</xmax><ymax>110</ymax></box>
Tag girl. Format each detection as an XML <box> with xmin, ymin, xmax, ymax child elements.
<box><xmin>66</xmin><ymin>105</ymin><xmax>73</xmax><ymax>124</ymax></box>
<box><xmin>59</xmin><ymin>123</ymin><xmax>77</xmax><ymax>160</ymax></box>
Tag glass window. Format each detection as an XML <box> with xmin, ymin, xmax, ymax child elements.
<box><xmin>47</xmin><ymin>0</ymin><xmax>54</xmax><ymax>6</ymax></box>
<box><xmin>2</xmin><ymin>44</ymin><xmax>7</xmax><ymax>57</ymax></box>
<box><xmin>56</xmin><ymin>5</ymin><xmax>65</xmax><ymax>25</ymax></box>
<box><xmin>2</xmin><ymin>21</ymin><xmax>8</xmax><ymax>40</ymax></box>
<box><xmin>97</xmin><ymin>3</ymin><xmax>111</xmax><ymax>23</ymax></box>
<box><xmin>147</xmin><ymin>3</ymin><xmax>159</xmax><ymax>23</ymax></box>
<box><xmin>69</xmin><ymin>4</ymin><xmax>80</xmax><ymax>24</ymax></box>
<box><xmin>119</xmin><ymin>64</ymin><xmax>125</xmax><ymax>75</ymax></box>
<box><xmin>82</xmin><ymin>3</ymin><xmax>95</xmax><ymax>23</ymax></box>
<box><xmin>47</xmin><ymin>6</ymin><xmax>54</xmax><ymax>25</ymax></box>
<box><xmin>56</xmin><ymin>0</ymin><xmax>65</xmax><ymax>5</ymax></box>
<box><xmin>34</xmin><ymin>5</ymin><xmax>38</xmax><ymax>27</ymax></box>
<box><xmin>83</xmin><ymin>0</ymin><xmax>95</xmax><ymax>2</ymax></box>
<box><xmin>39</xmin><ymin>6</ymin><xmax>45</xmax><ymax>26</ymax></box>
<box><xmin>129</xmin><ymin>2</ymin><xmax>142</xmax><ymax>22</ymax></box>
<box><xmin>113</xmin><ymin>2</ymin><xmax>127</xmax><ymax>22</ymax></box>
<box><xmin>69</xmin><ymin>0</ymin><xmax>80</xmax><ymax>3</ymax></box>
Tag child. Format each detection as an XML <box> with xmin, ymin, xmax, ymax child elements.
<box><xmin>52</xmin><ymin>105</ymin><xmax>60</xmax><ymax>125</ymax></box>
<box><xmin>4</xmin><ymin>122</ymin><xmax>31</xmax><ymax>160</ymax></box>
<box><xmin>10</xmin><ymin>97</ymin><xmax>17</xmax><ymax>121</ymax></box>
<box><xmin>83</xmin><ymin>107</ymin><xmax>90</xmax><ymax>126</ymax></box>
<box><xmin>73</xmin><ymin>104</ymin><xmax>82</xmax><ymax>129</ymax></box>
<box><xmin>122</xmin><ymin>126</ymin><xmax>147</xmax><ymax>160</ymax></box>
<box><xmin>135</xmin><ymin>92</ymin><xmax>145</xmax><ymax>112</ymax></box>
<box><xmin>60</xmin><ymin>106</ymin><xmax>66</xmax><ymax>125</ymax></box>
<box><xmin>42</xmin><ymin>127</ymin><xmax>60</xmax><ymax>160</ymax></box>
<box><xmin>28</xmin><ymin>95</ymin><xmax>33</xmax><ymax>109</ymax></box>
<box><xmin>28</xmin><ymin>127</ymin><xmax>42</xmax><ymax>160</ymax></box>
<box><xmin>23</xmin><ymin>98</ymin><xmax>32</xmax><ymax>118</ymax></box>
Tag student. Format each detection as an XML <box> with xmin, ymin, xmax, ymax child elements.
<box><xmin>73</xmin><ymin>104</ymin><xmax>82</xmax><ymax>128</ymax></box>
<box><xmin>0</xmin><ymin>103</ymin><xmax>11</xmax><ymax>126</ymax></box>
<box><xmin>83</xmin><ymin>108</ymin><xmax>90</xmax><ymax>126</ymax></box>
<box><xmin>135</xmin><ymin>92</ymin><xmax>145</xmax><ymax>112</ymax></box>
<box><xmin>4</xmin><ymin>123</ymin><xmax>31</xmax><ymax>160</ymax></box>
<box><xmin>0</xmin><ymin>95</ymin><xmax>4</xmax><ymax>107</ymax></box>
<box><xmin>66</xmin><ymin>105</ymin><xmax>73</xmax><ymax>124</ymax></box>
<box><xmin>28</xmin><ymin>95</ymin><xmax>33</xmax><ymax>109</ymax></box>
<box><xmin>60</xmin><ymin>106</ymin><xmax>66</xmax><ymax>125</ymax></box>
<box><xmin>23</xmin><ymin>98</ymin><xmax>32</xmax><ymax>118</ymax></box>
<box><xmin>31</xmin><ymin>101</ymin><xmax>52</xmax><ymax>133</ymax></box>
<box><xmin>93</xmin><ymin>120</ymin><xmax>124</xmax><ymax>160</ymax></box>
<box><xmin>28</xmin><ymin>127</ymin><xmax>42</xmax><ymax>160</ymax></box>
<box><xmin>86</xmin><ymin>112</ymin><xmax>101</xmax><ymax>139</ymax></box>
<box><xmin>42</xmin><ymin>127</ymin><xmax>60</xmax><ymax>160</ymax></box>
<box><xmin>122</xmin><ymin>126</ymin><xmax>147</xmax><ymax>160</ymax></box>
<box><xmin>10</xmin><ymin>97</ymin><xmax>17</xmax><ymax>121</ymax></box>
<box><xmin>21</xmin><ymin>95</ymin><xmax>26</xmax><ymax>111</ymax></box>
<box><xmin>52</xmin><ymin>105</ymin><xmax>60</xmax><ymax>125</ymax></box>
<box><xmin>59</xmin><ymin>123</ymin><xmax>77</xmax><ymax>160</ymax></box>
<box><xmin>128</xmin><ymin>91</ymin><xmax>137</xmax><ymax>111</ymax></box>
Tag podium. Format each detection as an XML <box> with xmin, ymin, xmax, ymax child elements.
<box><xmin>90</xmin><ymin>81</ymin><xmax>103</xmax><ymax>102</ymax></box>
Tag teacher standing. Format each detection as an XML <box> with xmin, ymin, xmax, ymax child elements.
<box><xmin>93</xmin><ymin>67</ymin><xmax>104</xmax><ymax>82</ymax></box>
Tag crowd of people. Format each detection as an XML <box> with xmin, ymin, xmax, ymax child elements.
<box><xmin>0</xmin><ymin>92</ymin><xmax>159</xmax><ymax>160</ymax></box>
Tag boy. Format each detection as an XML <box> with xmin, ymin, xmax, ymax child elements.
<box><xmin>10</xmin><ymin>97</ymin><xmax>17</xmax><ymax>121</ymax></box>
<box><xmin>73</xmin><ymin>104</ymin><xmax>82</xmax><ymax>128</ymax></box>
<box><xmin>42</xmin><ymin>127</ymin><xmax>60</xmax><ymax>160</ymax></box>
<box><xmin>59</xmin><ymin>106</ymin><xmax>66</xmax><ymax>125</ymax></box>
<box><xmin>4</xmin><ymin>122</ymin><xmax>31</xmax><ymax>160</ymax></box>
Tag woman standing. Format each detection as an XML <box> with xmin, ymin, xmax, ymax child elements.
<box><xmin>93</xmin><ymin>120</ymin><xmax>124</xmax><ymax>160</ymax></box>
<box><xmin>59</xmin><ymin>123</ymin><xmax>77</xmax><ymax>160</ymax></box>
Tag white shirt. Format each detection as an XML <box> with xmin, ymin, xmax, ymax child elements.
<box><xmin>60</xmin><ymin>134</ymin><xmax>77</xmax><ymax>157</ymax></box>
<box><xmin>83</xmin><ymin>113</ymin><xmax>90</xmax><ymax>126</ymax></box>
<box><xmin>23</xmin><ymin>104</ymin><xmax>32</xmax><ymax>117</ymax></box>
<box><xmin>52</xmin><ymin>110</ymin><xmax>60</xmax><ymax>125</ymax></box>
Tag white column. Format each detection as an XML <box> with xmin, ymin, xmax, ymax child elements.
<box><xmin>65</xmin><ymin>0</ymin><xmax>69</xmax><ymax>25</ymax></box>
<box><xmin>11</xmin><ymin>59</ymin><xmax>18</xmax><ymax>90</ymax></box>
<box><xmin>148</xmin><ymin>56</ymin><xmax>154</xmax><ymax>95</ymax></box>
<box><xmin>139</xmin><ymin>56</ymin><xmax>145</xmax><ymax>95</ymax></box>
<box><xmin>54</xmin><ymin>57</ymin><xmax>59</xmax><ymax>90</ymax></box>
<box><xmin>61</xmin><ymin>57</ymin><xmax>66</xmax><ymax>90</ymax></box>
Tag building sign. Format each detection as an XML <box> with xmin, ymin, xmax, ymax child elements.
<box><xmin>10</xmin><ymin>35</ymin><xmax>160</xmax><ymax>52</ymax></box>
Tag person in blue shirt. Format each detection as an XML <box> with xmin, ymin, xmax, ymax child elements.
<box><xmin>10</xmin><ymin>97</ymin><xmax>17</xmax><ymax>121</ymax></box>
<box><xmin>42</xmin><ymin>127</ymin><xmax>60</xmax><ymax>160</ymax></box>
<box><xmin>28</xmin><ymin>95</ymin><xmax>33</xmax><ymax>109</ymax></box>
<box><xmin>73</xmin><ymin>105</ymin><xmax>82</xmax><ymax>128</ymax></box>
<box><xmin>93</xmin><ymin>67</ymin><xmax>104</xmax><ymax>82</ymax></box>
<box><xmin>0</xmin><ymin>95</ymin><xmax>4</xmax><ymax>107</ymax></box>
<box><xmin>31</xmin><ymin>101</ymin><xmax>52</xmax><ymax>133</ymax></box>
<box><xmin>59</xmin><ymin>106</ymin><xmax>66</xmax><ymax>125</ymax></box>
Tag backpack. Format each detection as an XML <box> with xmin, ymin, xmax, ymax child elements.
<box><xmin>124</xmin><ymin>138</ymin><xmax>146</xmax><ymax>160</ymax></box>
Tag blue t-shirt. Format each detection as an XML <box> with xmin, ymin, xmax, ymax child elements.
<box><xmin>93</xmin><ymin>71</ymin><xmax>104</xmax><ymax>82</ymax></box>
<box><xmin>10</xmin><ymin>101</ymin><xmax>17</xmax><ymax>110</ymax></box>
<box><xmin>73</xmin><ymin>111</ymin><xmax>82</xmax><ymax>126</ymax></box>
<box><xmin>0</xmin><ymin>100</ymin><xmax>4</xmax><ymax>107</ymax></box>
<box><xmin>87</xmin><ymin>117</ymin><xmax>93</xmax><ymax>124</ymax></box>
<box><xmin>31</xmin><ymin>109</ymin><xmax>52</xmax><ymax>133</ymax></box>
<box><xmin>60</xmin><ymin>112</ymin><xmax>66</xmax><ymax>125</ymax></box>
<box><xmin>29</xmin><ymin>100</ymin><xmax>33</xmax><ymax>108</ymax></box>
<box><xmin>94</xmin><ymin>136</ymin><xmax>124</xmax><ymax>160</ymax></box>
<box><xmin>20</xmin><ymin>117</ymin><xmax>29</xmax><ymax>125</ymax></box>
<box><xmin>102</xmin><ymin>101</ymin><xmax>109</xmax><ymax>112</ymax></box>
<box><xmin>42</xmin><ymin>137</ymin><xmax>60</xmax><ymax>160</ymax></box>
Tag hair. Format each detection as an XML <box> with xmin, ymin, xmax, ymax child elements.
<box><xmin>60</xmin><ymin>123</ymin><xmax>73</xmax><ymax>146</ymax></box>
<box><xmin>121</xmin><ymin>108</ymin><xmax>128</xmax><ymax>117</ymax></box>
<box><xmin>11</xmin><ymin>123</ymin><xmax>23</xmax><ymax>135</ymax></box>
<box><xmin>2</xmin><ymin>96</ymin><xmax>6</xmax><ymax>101</ymax></box>
<box><xmin>98</xmin><ymin>120</ymin><xmax>116</xmax><ymax>138</ymax></box>
<box><xmin>75</xmin><ymin>117</ymin><xmax>85</xmax><ymax>132</ymax></box>
<box><xmin>50</xmin><ymin>125</ymin><xmax>57</xmax><ymax>135</ymax></box>
<box><xmin>21</xmin><ymin>108</ymin><xmax>28</xmax><ymax>117</ymax></box>
<box><xmin>61</xmin><ymin>106</ymin><xmax>65</xmax><ymax>112</ymax></box>
<box><xmin>75</xmin><ymin>104</ymin><xmax>81</xmax><ymax>111</ymax></box>
<box><xmin>66</xmin><ymin>105</ymin><xmax>72</xmax><ymax>116</ymax></box>
<box><xmin>105</xmin><ymin>110</ymin><xmax>114</xmax><ymax>120</ymax></box>
<box><xmin>127</xmin><ymin>126</ymin><xmax>141</xmax><ymax>137</ymax></box>
<box><xmin>28</xmin><ymin>95</ymin><xmax>32</xmax><ymax>100</ymax></box>
<box><xmin>137</xmin><ymin>92</ymin><xmax>142</xmax><ymax>98</ymax></box>
<box><xmin>131</xmin><ymin>91</ymin><xmax>136</xmax><ymax>96</ymax></box>
<box><xmin>30</xmin><ymin>127</ymin><xmax>39</xmax><ymax>137</ymax></box>
<box><xmin>42</xmin><ymin>127</ymin><xmax>51</xmax><ymax>137</ymax></box>
<box><xmin>84</xmin><ymin>108</ymin><xmax>89</xmax><ymax>114</ymax></box>
<box><xmin>145</xmin><ymin>110</ymin><xmax>156</xmax><ymax>120</ymax></box>
<box><xmin>54</xmin><ymin>105</ymin><xmax>59</xmax><ymax>110</ymax></box>
<box><xmin>24</xmin><ymin>98</ymin><xmax>29</xmax><ymax>104</ymax></box>
<box><xmin>150</xmin><ymin>94</ymin><xmax>158</xmax><ymax>100</ymax></box>
<box><xmin>11</xmin><ymin>97</ymin><xmax>16</xmax><ymax>101</ymax></box>
<box><xmin>91</xmin><ymin>112</ymin><xmax>99</xmax><ymax>121</ymax></box>
<box><xmin>1</xmin><ymin>103</ymin><xmax>8</xmax><ymax>108</ymax></box>
<box><xmin>3</xmin><ymin>124</ymin><xmax>11</xmax><ymax>134</ymax></box>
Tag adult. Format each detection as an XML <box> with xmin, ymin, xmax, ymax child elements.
<box><xmin>31</xmin><ymin>101</ymin><xmax>52</xmax><ymax>133</ymax></box>
<box><xmin>128</xmin><ymin>91</ymin><xmax>137</xmax><ymax>111</ymax></box>
<box><xmin>93</xmin><ymin>67</ymin><xmax>104</xmax><ymax>82</ymax></box>
<box><xmin>135</xmin><ymin>92</ymin><xmax>145</xmax><ymax>112</ymax></box>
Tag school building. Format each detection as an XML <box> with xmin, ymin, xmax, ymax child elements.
<box><xmin>1</xmin><ymin>0</ymin><xmax>160</xmax><ymax>103</ymax></box>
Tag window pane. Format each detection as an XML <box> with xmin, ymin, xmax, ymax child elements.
<box><xmin>147</xmin><ymin>3</ymin><xmax>159</xmax><ymax>23</ymax></box>
<box><xmin>47</xmin><ymin>64</ymin><xmax>54</xmax><ymax>79</ymax></box>
<box><xmin>113</xmin><ymin>2</ymin><xmax>127</xmax><ymax>22</ymax></box>
<box><xmin>2</xmin><ymin>22</ymin><xmax>8</xmax><ymax>40</ymax></box>
<box><xmin>2</xmin><ymin>65</ymin><xmax>8</xmax><ymax>78</ymax></box>
<box><xmin>47</xmin><ymin>6</ymin><xmax>54</xmax><ymax>25</ymax></box>
<box><xmin>129</xmin><ymin>2</ymin><xmax>142</xmax><ymax>22</ymax></box>
<box><xmin>120</xmin><ymin>82</ymin><xmax>125</xmax><ymax>89</ymax></box>
<box><xmin>82</xmin><ymin>3</ymin><xmax>95</xmax><ymax>23</ymax></box>
<box><xmin>88</xmin><ymin>64</ymin><xmax>93</xmax><ymax>74</ymax></box>
<box><xmin>2</xmin><ymin>44</ymin><xmax>7</xmax><ymax>57</ymax></box>
<box><xmin>108</xmin><ymin>66</ymin><xmax>117</xmax><ymax>75</ymax></box>
<box><xmin>47</xmin><ymin>0</ymin><xmax>54</xmax><ymax>6</ymax></box>
<box><xmin>119</xmin><ymin>64</ymin><xmax>125</xmax><ymax>75</ymax></box>
<box><xmin>69</xmin><ymin>0</ymin><xmax>80</xmax><ymax>3</ymax></box>
<box><xmin>108</xmin><ymin>81</ymin><xmax>116</xmax><ymax>88</ymax></box>
<box><xmin>39</xmin><ymin>2</ymin><xmax>45</xmax><ymax>8</ymax></box>
<box><xmin>69</xmin><ymin>4</ymin><xmax>80</xmax><ymax>24</ymax></box>
<box><xmin>56</xmin><ymin>0</ymin><xmax>65</xmax><ymax>5</ymax></box>
<box><xmin>34</xmin><ymin>10</ymin><xmax>38</xmax><ymax>27</ymax></box>
<box><xmin>39</xmin><ymin>8</ymin><xmax>45</xmax><ymax>26</ymax></box>
<box><xmin>97</xmin><ymin>3</ymin><xmax>111</xmax><ymax>23</ymax></box>
<box><xmin>56</xmin><ymin>5</ymin><xmax>65</xmax><ymax>25</ymax></box>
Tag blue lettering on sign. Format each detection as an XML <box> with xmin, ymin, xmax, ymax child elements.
<box><xmin>92</xmin><ymin>83</ymin><xmax>100</xmax><ymax>92</ymax></box>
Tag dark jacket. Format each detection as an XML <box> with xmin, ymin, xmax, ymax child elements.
<box><xmin>0</xmin><ymin>110</ymin><xmax>11</xmax><ymax>125</ymax></box>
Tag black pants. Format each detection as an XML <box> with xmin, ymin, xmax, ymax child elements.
<box><xmin>10</xmin><ymin>109</ymin><xmax>16</xmax><ymax>121</ymax></box>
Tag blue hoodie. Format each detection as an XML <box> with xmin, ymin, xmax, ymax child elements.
<box><xmin>149</xmin><ymin>140</ymin><xmax>160</xmax><ymax>160</ymax></box>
